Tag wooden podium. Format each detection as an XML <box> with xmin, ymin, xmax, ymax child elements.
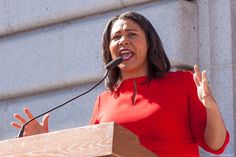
<box><xmin>0</xmin><ymin>122</ymin><xmax>157</xmax><ymax>157</ymax></box>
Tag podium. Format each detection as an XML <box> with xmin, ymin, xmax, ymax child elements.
<box><xmin>0</xmin><ymin>122</ymin><xmax>157</xmax><ymax>157</ymax></box>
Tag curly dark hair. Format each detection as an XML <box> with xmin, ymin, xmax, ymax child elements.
<box><xmin>102</xmin><ymin>11</ymin><xmax>171</xmax><ymax>91</ymax></box>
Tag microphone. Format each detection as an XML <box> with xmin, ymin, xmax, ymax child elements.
<box><xmin>105</xmin><ymin>56</ymin><xmax>122</xmax><ymax>70</ymax></box>
<box><xmin>17</xmin><ymin>56</ymin><xmax>123</xmax><ymax>138</ymax></box>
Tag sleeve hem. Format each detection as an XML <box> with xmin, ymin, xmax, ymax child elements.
<box><xmin>200</xmin><ymin>130</ymin><xmax>230</xmax><ymax>154</ymax></box>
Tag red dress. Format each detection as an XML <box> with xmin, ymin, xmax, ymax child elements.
<box><xmin>90</xmin><ymin>71</ymin><xmax>229</xmax><ymax>157</ymax></box>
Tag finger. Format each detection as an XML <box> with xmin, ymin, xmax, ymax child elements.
<box><xmin>202</xmin><ymin>70</ymin><xmax>207</xmax><ymax>82</ymax></box>
<box><xmin>194</xmin><ymin>65</ymin><xmax>202</xmax><ymax>82</ymax></box>
<box><xmin>11</xmin><ymin>122</ymin><xmax>21</xmax><ymax>129</ymax></box>
<box><xmin>202</xmin><ymin>71</ymin><xmax>210</xmax><ymax>92</ymax></box>
<box><xmin>24</xmin><ymin>107</ymin><xmax>34</xmax><ymax>120</ymax></box>
<box><xmin>14</xmin><ymin>113</ymin><xmax>27</xmax><ymax>124</ymax></box>
<box><xmin>42</xmin><ymin>114</ymin><xmax>50</xmax><ymax>131</ymax></box>
<box><xmin>202</xmin><ymin>71</ymin><xmax>208</xmax><ymax>87</ymax></box>
<box><xmin>193</xmin><ymin>73</ymin><xmax>200</xmax><ymax>86</ymax></box>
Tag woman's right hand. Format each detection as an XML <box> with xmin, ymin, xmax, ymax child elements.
<box><xmin>11</xmin><ymin>107</ymin><xmax>49</xmax><ymax>137</ymax></box>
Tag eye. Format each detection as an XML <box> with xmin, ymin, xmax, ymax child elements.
<box><xmin>111</xmin><ymin>34</ymin><xmax>121</xmax><ymax>40</ymax></box>
<box><xmin>128</xmin><ymin>33</ymin><xmax>137</xmax><ymax>38</ymax></box>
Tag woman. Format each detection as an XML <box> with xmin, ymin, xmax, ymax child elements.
<box><xmin>11</xmin><ymin>11</ymin><xmax>229</xmax><ymax>156</ymax></box>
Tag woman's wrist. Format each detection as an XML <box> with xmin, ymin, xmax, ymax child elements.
<box><xmin>203</xmin><ymin>95</ymin><xmax>219</xmax><ymax>110</ymax></box>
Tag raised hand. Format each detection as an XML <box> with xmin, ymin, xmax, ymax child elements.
<box><xmin>11</xmin><ymin>107</ymin><xmax>49</xmax><ymax>137</ymax></box>
<box><xmin>193</xmin><ymin>65</ymin><xmax>215</xmax><ymax>108</ymax></box>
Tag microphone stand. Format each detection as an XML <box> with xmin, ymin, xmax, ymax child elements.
<box><xmin>17</xmin><ymin>57</ymin><xmax>122</xmax><ymax>138</ymax></box>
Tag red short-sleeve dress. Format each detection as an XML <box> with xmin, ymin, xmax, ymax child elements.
<box><xmin>90</xmin><ymin>71</ymin><xmax>229</xmax><ymax>157</ymax></box>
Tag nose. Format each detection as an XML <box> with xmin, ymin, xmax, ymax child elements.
<box><xmin>119</xmin><ymin>36</ymin><xmax>129</xmax><ymax>45</ymax></box>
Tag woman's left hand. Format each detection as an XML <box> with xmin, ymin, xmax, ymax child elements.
<box><xmin>193</xmin><ymin>65</ymin><xmax>214</xmax><ymax>108</ymax></box>
<box><xmin>193</xmin><ymin>65</ymin><xmax>228</xmax><ymax>150</ymax></box>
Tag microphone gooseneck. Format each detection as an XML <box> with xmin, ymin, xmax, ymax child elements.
<box><xmin>105</xmin><ymin>56</ymin><xmax>122</xmax><ymax>70</ymax></box>
<box><xmin>17</xmin><ymin>56</ymin><xmax>123</xmax><ymax>138</ymax></box>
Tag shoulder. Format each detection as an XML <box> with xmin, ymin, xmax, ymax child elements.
<box><xmin>97</xmin><ymin>89</ymin><xmax>113</xmax><ymax>100</ymax></box>
<box><xmin>162</xmin><ymin>70</ymin><xmax>193</xmax><ymax>82</ymax></box>
<box><xmin>156</xmin><ymin>71</ymin><xmax>194</xmax><ymax>91</ymax></box>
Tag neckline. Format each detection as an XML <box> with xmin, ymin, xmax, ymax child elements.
<box><xmin>117</xmin><ymin>76</ymin><xmax>149</xmax><ymax>90</ymax></box>
<box><xmin>122</xmin><ymin>75</ymin><xmax>148</xmax><ymax>83</ymax></box>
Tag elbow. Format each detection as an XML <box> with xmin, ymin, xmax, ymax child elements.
<box><xmin>204</xmin><ymin>129</ymin><xmax>227</xmax><ymax>151</ymax></box>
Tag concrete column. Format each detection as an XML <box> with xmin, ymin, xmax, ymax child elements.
<box><xmin>197</xmin><ymin>0</ymin><xmax>235</xmax><ymax>156</ymax></box>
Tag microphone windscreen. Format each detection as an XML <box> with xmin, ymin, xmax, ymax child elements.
<box><xmin>105</xmin><ymin>57</ymin><xmax>123</xmax><ymax>70</ymax></box>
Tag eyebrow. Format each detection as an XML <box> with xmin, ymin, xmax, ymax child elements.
<box><xmin>111</xmin><ymin>28</ymin><xmax>139</xmax><ymax>35</ymax></box>
<box><xmin>125</xmin><ymin>28</ymin><xmax>139</xmax><ymax>32</ymax></box>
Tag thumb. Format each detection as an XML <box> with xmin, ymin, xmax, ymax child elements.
<box><xmin>193</xmin><ymin>73</ymin><xmax>200</xmax><ymax>87</ymax></box>
<box><xmin>42</xmin><ymin>114</ymin><xmax>50</xmax><ymax>131</ymax></box>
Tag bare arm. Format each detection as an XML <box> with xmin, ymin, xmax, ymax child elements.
<box><xmin>193</xmin><ymin>65</ymin><xmax>227</xmax><ymax>150</ymax></box>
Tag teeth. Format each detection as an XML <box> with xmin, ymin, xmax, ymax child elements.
<box><xmin>121</xmin><ymin>51</ymin><xmax>131</xmax><ymax>54</ymax></box>
<box><xmin>119</xmin><ymin>49</ymin><xmax>133</xmax><ymax>60</ymax></box>
<box><xmin>121</xmin><ymin>52</ymin><xmax>133</xmax><ymax>59</ymax></box>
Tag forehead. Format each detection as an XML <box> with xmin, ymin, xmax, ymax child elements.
<box><xmin>110</xmin><ymin>19</ymin><xmax>141</xmax><ymax>33</ymax></box>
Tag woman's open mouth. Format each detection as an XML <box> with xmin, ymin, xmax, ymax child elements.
<box><xmin>119</xmin><ymin>49</ymin><xmax>134</xmax><ymax>61</ymax></box>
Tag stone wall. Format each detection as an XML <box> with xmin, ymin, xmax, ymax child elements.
<box><xmin>0</xmin><ymin>0</ymin><xmax>234</xmax><ymax>156</ymax></box>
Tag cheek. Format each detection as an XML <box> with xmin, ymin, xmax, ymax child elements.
<box><xmin>138</xmin><ymin>42</ymin><xmax>148</xmax><ymax>59</ymax></box>
<box><xmin>142</xmin><ymin>40</ymin><xmax>148</xmax><ymax>52</ymax></box>
<box><xmin>140</xmin><ymin>52</ymin><xmax>148</xmax><ymax>64</ymax></box>
<box><xmin>109</xmin><ymin>42</ymin><xmax>117</xmax><ymax>58</ymax></box>
<box><xmin>136</xmin><ymin>37</ymin><xmax>148</xmax><ymax>52</ymax></box>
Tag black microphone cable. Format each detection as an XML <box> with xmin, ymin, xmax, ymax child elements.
<box><xmin>17</xmin><ymin>56</ymin><xmax>123</xmax><ymax>138</ymax></box>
